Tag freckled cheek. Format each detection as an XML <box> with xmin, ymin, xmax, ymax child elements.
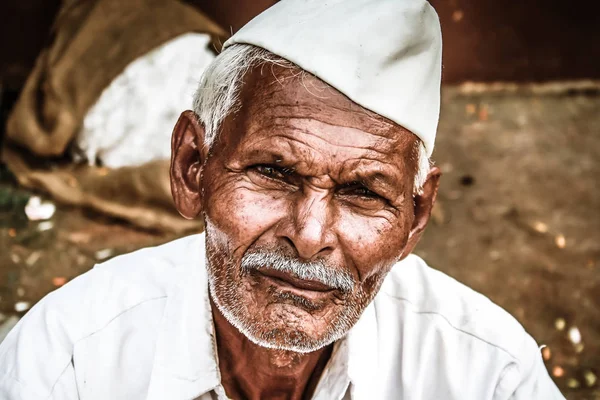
<box><xmin>337</xmin><ymin>214</ymin><xmax>408</xmax><ymax>280</ymax></box>
<box><xmin>205</xmin><ymin>185</ymin><xmax>290</xmax><ymax>245</ymax></box>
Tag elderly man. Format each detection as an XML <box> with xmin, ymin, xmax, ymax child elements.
<box><xmin>0</xmin><ymin>0</ymin><xmax>564</xmax><ymax>399</ymax></box>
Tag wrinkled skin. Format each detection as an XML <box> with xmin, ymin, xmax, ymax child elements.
<box><xmin>170</xmin><ymin>66</ymin><xmax>441</xmax><ymax>399</ymax></box>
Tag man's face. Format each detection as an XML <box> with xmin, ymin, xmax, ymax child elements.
<box><xmin>179</xmin><ymin>67</ymin><xmax>427</xmax><ymax>353</ymax></box>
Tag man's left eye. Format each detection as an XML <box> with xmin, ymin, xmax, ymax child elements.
<box><xmin>338</xmin><ymin>183</ymin><xmax>385</xmax><ymax>203</ymax></box>
<box><xmin>351</xmin><ymin>186</ymin><xmax>381</xmax><ymax>200</ymax></box>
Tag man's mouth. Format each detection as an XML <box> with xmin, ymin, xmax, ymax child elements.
<box><xmin>255</xmin><ymin>268</ymin><xmax>335</xmax><ymax>292</ymax></box>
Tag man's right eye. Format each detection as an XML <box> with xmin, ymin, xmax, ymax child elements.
<box><xmin>252</xmin><ymin>164</ymin><xmax>296</xmax><ymax>181</ymax></box>
<box><xmin>255</xmin><ymin>165</ymin><xmax>285</xmax><ymax>179</ymax></box>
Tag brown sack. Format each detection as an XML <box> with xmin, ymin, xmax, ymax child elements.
<box><xmin>3</xmin><ymin>0</ymin><xmax>226</xmax><ymax>233</ymax></box>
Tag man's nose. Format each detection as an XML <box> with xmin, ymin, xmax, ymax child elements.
<box><xmin>277</xmin><ymin>192</ymin><xmax>337</xmax><ymax>261</ymax></box>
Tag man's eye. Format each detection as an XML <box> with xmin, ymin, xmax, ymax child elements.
<box><xmin>253</xmin><ymin>165</ymin><xmax>293</xmax><ymax>181</ymax></box>
<box><xmin>351</xmin><ymin>186</ymin><xmax>380</xmax><ymax>200</ymax></box>
<box><xmin>339</xmin><ymin>183</ymin><xmax>385</xmax><ymax>203</ymax></box>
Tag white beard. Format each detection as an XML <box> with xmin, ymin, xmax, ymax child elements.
<box><xmin>203</xmin><ymin>218</ymin><xmax>383</xmax><ymax>353</ymax></box>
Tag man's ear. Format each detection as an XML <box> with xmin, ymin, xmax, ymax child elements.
<box><xmin>400</xmin><ymin>166</ymin><xmax>442</xmax><ymax>259</ymax></box>
<box><xmin>170</xmin><ymin>110</ymin><xmax>208</xmax><ymax>219</ymax></box>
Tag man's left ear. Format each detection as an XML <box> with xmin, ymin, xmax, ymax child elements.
<box><xmin>170</xmin><ymin>110</ymin><xmax>209</xmax><ymax>219</ymax></box>
<box><xmin>401</xmin><ymin>166</ymin><xmax>442</xmax><ymax>259</ymax></box>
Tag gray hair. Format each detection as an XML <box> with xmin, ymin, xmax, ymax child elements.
<box><xmin>192</xmin><ymin>44</ymin><xmax>431</xmax><ymax>193</ymax></box>
<box><xmin>241</xmin><ymin>250</ymin><xmax>355</xmax><ymax>293</ymax></box>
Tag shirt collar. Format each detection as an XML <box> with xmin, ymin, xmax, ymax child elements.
<box><xmin>346</xmin><ymin>301</ymin><xmax>381</xmax><ymax>399</ymax></box>
<box><xmin>310</xmin><ymin>337</ymin><xmax>351</xmax><ymax>400</ymax></box>
<box><xmin>146</xmin><ymin>233</ymin><xmax>221</xmax><ymax>400</ymax></box>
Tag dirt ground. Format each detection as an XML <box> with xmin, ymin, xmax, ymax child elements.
<box><xmin>0</xmin><ymin>85</ymin><xmax>598</xmax><ymax>399</ymax></box>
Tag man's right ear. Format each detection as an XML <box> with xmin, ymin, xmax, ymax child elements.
<box><xmin>170</xmin><ymin>110</ymin><xmax>208</xmax><ymax>219</ymax></box>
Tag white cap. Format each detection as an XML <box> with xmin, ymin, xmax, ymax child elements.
<box><xmin>224</xmin><ymin>0</ymin><xmax>442</xmax><ymax>156</ymax></box>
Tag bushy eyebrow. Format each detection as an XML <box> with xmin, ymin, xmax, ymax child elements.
<box><xmin>258</xmin><ymin>159</ymin><xmax>403</xmax><ymax>199</ymax></box>
<box><xmin>238</xmin><ymin>137</ymin><xmax>408</xmax><ymax>198</ymax></box>
<box><xmin>342</xmin><ymin>170</ymin><xmax>403</xmax><ymax>198</ymax></box>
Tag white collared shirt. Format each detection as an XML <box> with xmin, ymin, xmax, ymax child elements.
<box><xmin>0</xmin><ymin>234</ymin><xmax>564</xmax><ymax>399</ymax></box>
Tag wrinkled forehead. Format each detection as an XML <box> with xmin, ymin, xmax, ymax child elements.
<box><xmin>236</xmin><ymin>64</ymin><xmax>417</xmax><ymax>146</ymax></box>
<box><xmin>208</xmin><ymin>64</ymin><xmax>420</xmax><ymax>193</ymax></box>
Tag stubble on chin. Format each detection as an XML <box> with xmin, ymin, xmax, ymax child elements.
<box><xmin>203</xmin><ymin>221</ymin><xmax>387</xmax><ymax>353</ymax></box>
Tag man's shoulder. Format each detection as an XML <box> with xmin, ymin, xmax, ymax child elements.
<box><xmin>28</xmin><ymin>234</ymin><xmax>202</xmax><ymax>340</ymax></box>
<box><xmin>352</xmin><ymin>255</ymin><xmax>564</xmax><ymax>399</ymax></box>
<box><xmin>0</xmin><ymin>235</ymin><xmax>204</xmax><ymax>399</ymax></box>
<box><xmin>81</xmin><ymin>234</ymin><xmax>201</xmax><ymax>317</ymax></box>
<box><xmin>377</xmin><ymin>254</ymin><xmax>532</xmax><ymax>361</ymax></box>
<box><xmin>91</xmin><ymin>233</ymin><xmax>202</xmax><ymax>295</ymax></box>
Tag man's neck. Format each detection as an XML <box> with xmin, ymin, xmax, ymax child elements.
<box><xmin>210</xmin><ymin>298</ymin><xmax>333</xmax><ymax>400</ymax></box>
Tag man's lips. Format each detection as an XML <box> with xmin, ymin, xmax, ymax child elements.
<box><xmin>255</xmin><ymin>268</ymin><xmax>335</xmax><ymax>292</ymax></box>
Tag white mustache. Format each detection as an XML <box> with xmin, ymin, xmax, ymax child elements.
<box><xmin>241</xmin><ymin>251</ymin><xmax>355</xmax><ymax>292</ymax></box>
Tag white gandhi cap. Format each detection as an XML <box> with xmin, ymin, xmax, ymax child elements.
<box><xmin>223</xmin><ymin>0</ymin><xmax>443</xmax><ymax>157</ymax></box>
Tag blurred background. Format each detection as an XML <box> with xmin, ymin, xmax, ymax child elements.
<box><xmin>0</xmin><ymin>0</ymin><xmax>598</xmax><ymax>398</ymax></box>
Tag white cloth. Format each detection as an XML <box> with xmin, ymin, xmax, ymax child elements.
<box><xmin>0</xmin><ymin>234</ymin><xmax>564</xmax><ymax>399</ymax></box>
<box><xmin>74</xmin><ymin>33</ymin><xmax>215</xmax><ymax>168</ymax></box>
<box><xmin>224</xmin><ymin>0</ymin><xmax>442</xmax><ymax>156</ymax></box>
